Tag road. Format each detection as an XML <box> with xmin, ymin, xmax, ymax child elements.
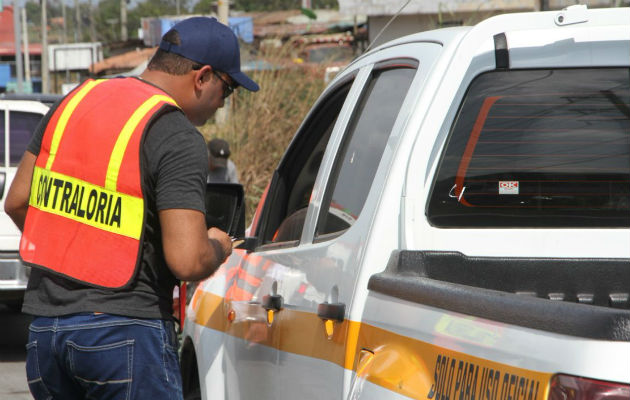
<box><xmin>0</xmin><ymin>305</ymin><xmax>32</xmax><ymax>400</ymax></box>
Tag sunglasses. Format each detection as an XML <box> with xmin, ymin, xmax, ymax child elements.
<box><xmin>213</xmin><ymin>71</ymin><xmax>235</xmax><ymax>99</ymax></box>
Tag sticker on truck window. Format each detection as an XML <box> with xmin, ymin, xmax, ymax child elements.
<box><xmin>499</xmin><ymin>181</ymin><xmax>519</xmax><ymax>195</ymax></box>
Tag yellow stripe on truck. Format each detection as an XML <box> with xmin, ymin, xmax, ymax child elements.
<box><xmin>193</xmin><ymin>290</ymin><xmax>551</xmax><ymax>400</ymax></box>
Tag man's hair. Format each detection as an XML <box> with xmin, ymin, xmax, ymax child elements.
<box><xmin>147</xmin><ymin>30</ymin><xmax>203</xmax><ymax>75</ymax></box>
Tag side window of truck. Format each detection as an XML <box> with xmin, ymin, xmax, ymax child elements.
<box><xmin>260</xmin><ymin>81</ymin><xmax>353</xmax><ymax>246</ymax></box>
<box><xmin>315</xmin><ymin>60</ymin><xmax>418</xmax><ymax>240</ymax></box>
<box><xmin>428</xmin><ymin>68</ymin><xmax>630</xmax><ymax>227</ymax></box>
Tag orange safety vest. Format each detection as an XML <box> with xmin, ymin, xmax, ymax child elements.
<box><xmin>20</xmin><ymin>77</ymin><xmax>178</xmax><ymax>289</ymax></box>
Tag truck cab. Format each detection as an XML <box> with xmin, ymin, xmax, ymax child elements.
<box><xmin>182</xmin><ymin>6</ymin><xmax>630</xmax><ymax>400</ymax></box>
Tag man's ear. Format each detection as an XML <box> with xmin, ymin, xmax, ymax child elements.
<box><xmin>193</xmin><ymin>65</ymin><xmax>213</xmax><ymax>89</ymax></box>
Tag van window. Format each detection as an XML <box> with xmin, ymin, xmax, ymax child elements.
<box><xmin>0</xmin><ymin>111</ymin><xmax>43</xmax><ymax>167</ymax></box>
<box><xmin>0</xmin><ymin>111</ymin><xmax>5</xmax><ymax>166</ymax></box>
<box><xmin>428</xmin><ymin>68</ymin><xmax>630</xmax><ymax>227</ymax></box>
<box><xmin>316</xmin><ymin>61</ymin><xmax>418</xmax><ymax>239</ymax></box>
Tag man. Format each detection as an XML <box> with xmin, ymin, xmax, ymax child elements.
<box><xmin>4</xmin><ymin>17</ymin><xmax>258</xmax><ymax>399</ymax></box>
<box><xmin>207</xmin><ymin>138</ymin><xmax>239</xmax><ymax>183</ymax></box>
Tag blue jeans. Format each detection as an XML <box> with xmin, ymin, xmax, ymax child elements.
<box><xmin>25</xmin><ymin>313</ymin><xmax>183</xmax><ymax>400</ymax></box>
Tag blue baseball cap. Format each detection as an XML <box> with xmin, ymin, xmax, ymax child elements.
<box><xmin>159</xmin><ymin>17</ymin><xmax>259</xmax><ymax>92</ymax></box>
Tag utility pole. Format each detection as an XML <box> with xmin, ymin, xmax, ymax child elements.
<box><xmin>215</xmin><ymin>0</ymin><xmax>229</xmax><ymax>124</ymax></box>
<box><xmin>89</xmin><ymin>0</ymin><xmax>96</xmax><ymax>42</ymax></box>
<box><xmin>21</xmin><ymin>6</ymin><xmax>30</xmax><ymax>89</ymax></box>
<box><xmin>74</xmin><ymin>0</ymin><xmax>80</xmax><ymax>42</ymax></box>
<box><xmin>13</xmin><ymin>0</ymin><xmax>24</xmax><ymax>93</ymax></box>
<box><xmin>120</xmin><ymin>0</ymin><xmax>127</xmax><ymax>42</ymax></box>
<box><xmin>41</xmin><ymin>0</ymin><xmax>49</xmax><ymax>93</ymax></box>
<box><xmin>217</xmin><ymin>0</ymin><xmax>228</xmax><ymax>24</ymax></box>
<box><xmin>61</xmin><ymin>0</ymin><xmax>67</xmax><ymax>43</ymax></box>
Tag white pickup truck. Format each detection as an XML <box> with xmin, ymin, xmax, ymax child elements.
<box><xmin>182</xmin><ymin>6</ymin><xmax>630</xmax><ymax>400</ymax></box>
<box><xmin>0</xmin><ymin>94</ymin><xmax>57</xmax><ymax>309</ymax></box>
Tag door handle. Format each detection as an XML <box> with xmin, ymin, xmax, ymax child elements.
<box><xmin>317</xmin><ymin>302</ymin><xmax>345</xmax><ymax>322</ymax></box>
<box><xmin>262</xmin><ymin>294</ymin><xmax>283</xmax><ymax>312</ymax></box>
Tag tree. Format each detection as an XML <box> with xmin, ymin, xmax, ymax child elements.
<box><xmin>92</xmin><ymin>0</ymin><xmax>122</xmax><ymax>42</ymax></box>
<box><xmin>192</xmin><ymin>0</ymin><xmax>213</xmax><ymax>14</ymax></box>
<box><xmin>128</xmin><ymin>0</ymin><xmax>181</xmax><ymax>38</ymax></box>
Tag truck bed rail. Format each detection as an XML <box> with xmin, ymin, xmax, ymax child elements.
<box><xmin>368</xmin><ymin>251</ymin><xmax>630</xmax><ymax>340</ymax></box>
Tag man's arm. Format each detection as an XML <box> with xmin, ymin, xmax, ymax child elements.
<box><xmin>4</xmin><ymin>151</ymin><xmax>37</xmax><ymax>232</ymax></box>
<box><xmin>160</xmin><ymin>208</ymin><xmax>232</xmax><ymax>281</ymax></box>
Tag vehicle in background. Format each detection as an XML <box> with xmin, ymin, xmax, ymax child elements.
<box><xmin>0</xmin><ymin>94</ymin><xmax>59</xmax><ymax>309</ymax></box>
<box><xmin>291</xmin><ymin>32</ymin><xmax>356</xmax><ymax>82</ymax></box>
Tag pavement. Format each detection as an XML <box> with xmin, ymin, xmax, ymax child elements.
<box><xmin>0</xmin><ymin>305</ymin><xmax>32</xmax><ymax>400</ymax></box>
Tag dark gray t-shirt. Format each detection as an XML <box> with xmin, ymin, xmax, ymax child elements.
<box><xmin>22</xmin><ymin>90</ymin><xmax>208</xmax><ymax>320</ymax></box>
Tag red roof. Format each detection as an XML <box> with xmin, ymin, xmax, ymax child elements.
<box><xmin>90</xmin><ymin>47</ymin><xmax>156</xmax><ymax>75</ymax></box>
<box><xmin>0</xmin><ymin>6</ymin><xmax>43</xmax><ymax>56</ymax></box>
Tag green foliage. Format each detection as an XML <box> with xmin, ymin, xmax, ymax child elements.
<box><xmin>300</xmin><ymin>7</ymin><xmax>317</xmax><ymax>19</ymax></box>
<box><xmin>92</xmin><ymin>0</ymin><xmax>122</xmax><ymax>42</ymax></box>
<box><xmin>128</xmin><ymin>0</ymin><xmax>181</xmax><ymax>38</ymax></box>
<box><xmin>25</xmin><ymin>1</ymin><xmax>44</xmax><ymax>27</ymax></box>
<box><xmin>192</xmin><ymin>0</ymin><xmax>213</xmax><ymax>15</ymax></box>
<box><xmin>131</xmin><ymin>0</ymin><xmax>179</xmax><ymax>20</ymax></box>
<box><xmin>312</xmin><ymin>0</ymin><xmax>338</xmax><ymax>10</ymax></box>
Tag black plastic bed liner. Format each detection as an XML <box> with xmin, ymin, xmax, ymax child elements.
<box><xmin>368</xmin><ymin>251</ymin><xmax>630</xmax><ymax>341</ymax></box>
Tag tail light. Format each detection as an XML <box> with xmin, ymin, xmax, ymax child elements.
<box><xmin>549</xmin><ymin>374</ymin><xmax>630</xmax><ymax>400</ymax></box>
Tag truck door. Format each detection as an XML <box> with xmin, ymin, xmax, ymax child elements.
<box><xmin>221</xmin><ymin>74</ymin><xmax>355</xmax><ymax>400</ymax></box>
<box><xmin>227</xmin><ymin>43</ymin><xmax>440</xmax><ymax>399</ymax></box>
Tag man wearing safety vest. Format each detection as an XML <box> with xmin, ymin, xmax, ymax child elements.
<box><xmin>4</xmin><ymin>17</ymin><xmax>258</xmax><ymax>399</ymax></box>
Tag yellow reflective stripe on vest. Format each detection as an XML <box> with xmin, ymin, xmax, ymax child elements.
<box><xmin>45</xmin><ymin>80</ymin><xmax>106</xmax><ymax>170</ymax></box>
<box><xmin>105</xmin><ymin>95</ymin><xmax>177</xmax><ymax>191</ymax></box>
<box><xmin>29</xmin><ymin>166</ymin><xmax>143</xmax><ymax>239</ymax></box>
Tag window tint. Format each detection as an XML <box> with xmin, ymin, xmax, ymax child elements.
<box><xmin>9</xmin><ymin>111</ymin><xmax>43</xmax><ymax>166</ymax></box>
<box><xmin>261</xmin><ymin>82</ymin><xmax>352</xmax><ymax>246</ymax></box>
<box><xmin>428</xmin><ymin>68</ymin><xmax>630</xmax><ymax>227</ymax></box>
<box><xmin>316</xmin><ymin>62</ymin><xmax>418</xmax><ymax>238</ymax></box>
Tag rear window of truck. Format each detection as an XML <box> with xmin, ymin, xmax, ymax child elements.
<box><xmin>428</xmin><ymin>68</ymin><xmax>630</xmax><ymax>227</ymax></box>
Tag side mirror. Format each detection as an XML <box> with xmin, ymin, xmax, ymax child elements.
<box><xmin>205</xmin><ymin>183</ymin><xmax>246</xmax><ymax>238</ymax></box>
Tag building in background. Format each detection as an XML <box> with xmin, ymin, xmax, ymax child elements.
<box><xmin>339</xmin><ymin>0</ymin><xmax>626</xmax><ymax>47</ymax></box>
<box><xmin>0</xmin><ymin>6</ymin><xmax>42</xmax><ymax>93</ymax></box>
<box><xmin>140</xmin><ymin>15</ymin><xmax>255</xmax><ymax>47</ymax></box>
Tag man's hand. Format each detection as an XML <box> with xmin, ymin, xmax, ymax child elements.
<box><xmin>160</xmin><ymin>209</ymin><xmax>232</xmax><ymax>281</ymax></box>
<box><xmin>207</xmin><ymin>227</ymin><xmax>232</xmax><ymax>263</ymax></box>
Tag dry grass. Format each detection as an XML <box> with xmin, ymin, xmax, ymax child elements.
<box><xmin>199</xmin><ymin>45</ymin><xmax>328</xmax><ymax>224</ymax></box>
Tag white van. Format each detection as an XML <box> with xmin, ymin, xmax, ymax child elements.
<box><xmin>182</xmin><ymin>6</ymin><xmax>630</xmax><ymax>400</ymax></box>
<box><xmin>0</xmin><ymin>95</ymin><xmax>55</xmax><ymax>309</ymax></box>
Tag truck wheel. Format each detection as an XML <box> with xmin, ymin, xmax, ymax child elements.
<box><xmin>180</xmin><ymin>339</ymin><xmax>201</xmax><ymax>400</ymax></box>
